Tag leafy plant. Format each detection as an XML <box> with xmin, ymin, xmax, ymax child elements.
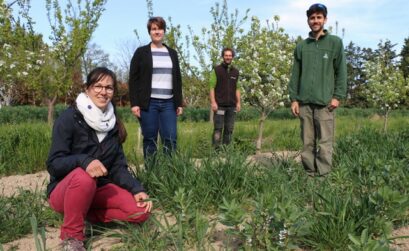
<box><xmin>30</xmin><ymin>214</ymin><xmax>47</xmax><ymax>251</ymax></box>
<box><xmin>305</xmin><ymin>189</ymin><xmax>371</xmax><ymax>250</ymax></box>
<box><xmin>348</xmin><ymin>228</ymin><xmax>390</xmax><ymax>251</ymax></box>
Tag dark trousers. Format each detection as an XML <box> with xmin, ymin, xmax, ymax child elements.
<box><xmin>212</xmin><ymin>106</ymin><xmax>236</xmax><ymax>148</ymax></box>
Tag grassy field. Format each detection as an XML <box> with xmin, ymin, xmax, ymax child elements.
<box><xmin>0</xmin><ymin>112</ymin><xmax>408</xmax><ymax>175</ymax></box>
<box><xmin>0</xmin><ymin>112</ymin><xmax>408</xmax><ymax>249</ymax></box>
<box><xmin>124</xmin><ymin>113</ymin><xmax>409</xmax><ymax>166</ymax></box>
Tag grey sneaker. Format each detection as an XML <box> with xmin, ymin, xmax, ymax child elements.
<box><xmin>61</xmin><ymin>238</ymin><xmax>86</xmax><ymax>251</ymax></box>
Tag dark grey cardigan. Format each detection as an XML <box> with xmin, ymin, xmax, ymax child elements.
<box><xmin>128</xmin><ymin>43</ymin><xmax>183</xmax><ymax>110</ymax></box>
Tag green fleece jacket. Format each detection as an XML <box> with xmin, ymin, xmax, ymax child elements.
<box><xmin>289</xmin><ymin>31</ymin><xmax>347</xmax><ymax>105</ymax></box>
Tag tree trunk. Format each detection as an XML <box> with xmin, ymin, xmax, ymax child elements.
<box><xmin>32</xmin><ymin>91</ymin><xmax>36</xmax><ymax>105</ymax></box>
<box><xmin>47</xmin><ymin>95</ymin><xmax>58</xmax><ymax>126</ymax></box>
<box><xmin>383</xmin><ymin>109</ymin><xmax>390</xmax><ymax>133</ymax></box>
<box><xmin>256</xmin><ymin>111</ymin><xmax>266</xmax><ymax>154</ymax></box>
<box><xmin>1</xmin><ymin>88</ymin><xmax>13</xmax><ymax>106</ymax></box>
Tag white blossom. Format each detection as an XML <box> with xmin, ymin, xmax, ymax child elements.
<box><xmin>3</xmin><ymin>43</ymin><xmax>11</xmax><ymax>50</ymax></box>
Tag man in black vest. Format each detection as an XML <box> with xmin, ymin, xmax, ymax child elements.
<box><xmin>209</xmin><ymin>48</ymin><xmax>241</xmax><ymax>148</ymax></box>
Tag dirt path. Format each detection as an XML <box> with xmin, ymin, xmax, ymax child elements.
<box><xmin>0</xmin><ymin>171</ymin><xmax>48</xmax><ymax>197</ymax></box>
<box><xmin>2</xmin><ymin>226</ymin><xmax>122</xmax><ymax>251</ymax></box>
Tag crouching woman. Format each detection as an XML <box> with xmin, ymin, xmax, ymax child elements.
<box><xmin>46</xmin><ymin>67</ymin><xmax>152</xmax><ymax>250</ymax></box>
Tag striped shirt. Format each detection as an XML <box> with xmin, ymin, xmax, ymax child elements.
<box><xmin>151</xmin><ymin>47</ymin><xmax>173</xmax><ymax>99</ymax></box>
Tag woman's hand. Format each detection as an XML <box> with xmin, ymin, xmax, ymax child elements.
<box><xmin>176</xmin><ymin>107</ymin><xmax>183</xmax><ymax>116</ymax></box>
<box><xmin>86</xmin><ymin>159</ymin><xmax>108</xmax><ymax>178</ymax></box>
<box><xmin>131</xmin><ymin>106</ymin><xmax>141</xmax><ymax>118</ymax></box>
<box><xmin>134</xmin><ymin>192</ymin><xmax>153</xmax><ymax>213</ymax></box>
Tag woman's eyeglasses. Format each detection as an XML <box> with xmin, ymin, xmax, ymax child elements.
<box><xmin>92</xmin><ymin>85</ymin><xmax>114</xmax><ymax>94</ymax></box>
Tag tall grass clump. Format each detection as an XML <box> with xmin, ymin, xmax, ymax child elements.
<box><xmin>302</xmin><ymin>127</ymin><xmax>409</xmax><ymax>249</ymax></box>
<box><xmin>0</xmin><ymin>190</ymin><xmax>61</xmax><ymax>244</ymax></box>
<box><xmin>138</xmin><ymin>148</ymin><xmax>254</xmax><ymax>211</ymax></box>
<box><xmin>334</xmin><ymin>127</ymin><xmax>409</xmax><ymax>193</ymax></box>
<box><xmin>0</xmin><ymin>123</ymin><xmax>51</xmax><ymax>175</ymax></box>
<box><xmin>130</xmin><ymin>150</ymin><xmax>310</xmax><ymax>249</ymax></box>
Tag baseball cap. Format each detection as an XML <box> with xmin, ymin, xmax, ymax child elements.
<box><xmin>306</xmin><ymin>3</ymin><xmax>327</xmax><ymax>17</ymax></box>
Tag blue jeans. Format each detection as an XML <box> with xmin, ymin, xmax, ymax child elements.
<box><xmin>139</xmin><ymin>98</ymin><xmax>177</xmax><ymax>158</ymax></box>
<box><xmin>212</xmin><ymin>106</ymin><xmax>236</xmax><ymax>148</ymax></box>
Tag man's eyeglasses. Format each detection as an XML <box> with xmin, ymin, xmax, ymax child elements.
<box><xmin>92</xmin><ymin>85</ymin><xmax>114</xmax><ymax>94</ymax></box>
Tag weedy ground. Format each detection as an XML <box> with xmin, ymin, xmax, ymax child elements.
<box><xmin>1</xmin><ymin>114</ymin><xmax>408</xmax><ymax>250</ymax></box>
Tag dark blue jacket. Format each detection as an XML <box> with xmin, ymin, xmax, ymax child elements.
<box><xmin>46</xmin><ymin>106</ymin><xmax>144</xmax><ymax>197</ymax></box>
<box><xmin>128</xmin><ymin>43</ymin><xmax>183</xmax><ymax>110</ymax></box>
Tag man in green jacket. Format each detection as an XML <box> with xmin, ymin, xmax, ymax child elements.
<box><xmin>289</xmin><ymin>3</ymin><xmax>347</xmax><ymax>176</ymax></box>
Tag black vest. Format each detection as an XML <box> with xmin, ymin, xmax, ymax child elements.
<box><xmin>214</xmin><ymin>63</ymin><xmax>239</xmax><ymax>107</ymax></box>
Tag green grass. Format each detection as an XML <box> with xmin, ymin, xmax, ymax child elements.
<box><xmin>5</xmin><ymin>106</ymin><xmax>407</xmax><ymax>123</ymax></box>
<box><xmin>1</xmin><ymin>112</ymin><xmax>409</xmax><ymax>249</ymax></box>
<box><xmin>1</xmin><ymin>114</ymin><xmax>409</xmax><ymax>176</ymax></box>
<box><xmin>0</xmin><ymin>123</ymin><xmax>51</xmax><ymax>176</ymax></box>
<box><xmin>0</xmin><ymin>190</ymin><xmax>61</xmax><ymax>244</ymax></box>
<box><xmin>118</xmin><ymin>127</ymin><xmax>408</xmax><ymax>250</ymax></box>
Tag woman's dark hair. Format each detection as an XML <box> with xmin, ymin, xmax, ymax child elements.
<box><xmin>221</xmin><ymin>47</ymin><xmax>235</xmax><ymax>57</ymax></box>
<box><xmin>147</xmin><ymin>16</ymin><xmax>166</xmax><ymax>33</ymax></box>
<box><xmin>85</xmin><ymin>67</ymin><xmax>127</xmax><ymax>143</ymax></box>
<box><xmin>85</xmin><ymin>67</ymin><xmax>117</xmax><ymax>89</ymax></box>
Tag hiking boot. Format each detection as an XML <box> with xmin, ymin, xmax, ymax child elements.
<box><xmin>61</xmin><ymin>238</ymin><xmax>86</xmax><ymax>251</ymax></box>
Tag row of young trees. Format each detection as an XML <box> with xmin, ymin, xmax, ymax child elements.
<box><xmin>0</xmin><ymin>0</ymin><xmax>109</xmax><ymax>123</ymax></box>
<box><xmin>1</xmin><ymin>0</ymin><xmax>409</xmax><ymax>131</ymax></box>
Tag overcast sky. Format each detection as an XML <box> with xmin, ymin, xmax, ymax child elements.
<box><xmin>26</xmin><ymin>0</ymin><xmax>409</xmax><ymax>62</ymax></box>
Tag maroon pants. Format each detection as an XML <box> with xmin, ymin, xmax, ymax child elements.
<box><xmin>49</xmin><ymin>168</ymin><xmax>150</xmax><ymax>240</ymax></box>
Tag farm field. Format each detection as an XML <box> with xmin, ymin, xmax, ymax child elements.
<box><xmin>0</xmin><ymin>112</ymin><xmax>409</xmax><ymax>250</ymax></box>
<box><xmin>2</xmin><ymin>0</ymin><xmax>409</xmax><ymax>249</ymax></box>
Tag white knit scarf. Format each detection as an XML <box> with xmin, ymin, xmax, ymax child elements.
<box><xmin>76</xmin><ymin>92</ymin><xmax>116</xmax><ymax>142</ymax></box>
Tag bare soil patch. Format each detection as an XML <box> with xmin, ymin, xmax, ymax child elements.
<box><xmin>0</xmin><ymin>171</ymin><xmax>48</xmax><ymax>197</ymax></box>
<box><xmin>246</xmin><ymin>151</ymin><xmax>301</xmax><ymax>165</ymax></box>
<box><xmin>391</xmin><ymin>226</ymin><xmax>409</xmax><ymax>250</ymax></box>
<box><xmin>2</xmin><ymin>226</ymin><xmax>122</xmax><ymax>251</ymax></box>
